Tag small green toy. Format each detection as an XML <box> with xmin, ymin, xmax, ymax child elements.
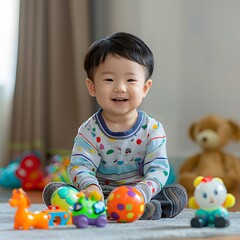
<box><xmin>72</xmin><ymin>191</ymin><xmax>107</xmax><ymax>228</ymax></box>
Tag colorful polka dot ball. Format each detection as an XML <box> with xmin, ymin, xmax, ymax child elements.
<box><xmin>106</xmin><ymin>186</ymin><xmax>145</xmax><ymax>223</ymax></box>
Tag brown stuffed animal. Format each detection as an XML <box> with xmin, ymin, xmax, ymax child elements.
<box><xmin>179</xmin><ymin>115</ymin><xmax>240</xmax><ymax>194</ymax></box>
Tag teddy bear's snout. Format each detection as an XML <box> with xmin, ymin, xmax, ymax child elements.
<box><xmin>197</xmin><ymin>134</ymin><xmax>210</xmax><ymax>144</ymax></box>
<box><xmin>196</xmin><ymin>130</ymin><xmax>219</xmax><ymax>149</ymax></box>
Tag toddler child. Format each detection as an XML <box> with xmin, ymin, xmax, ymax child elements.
<box><xmin>43</xmin><ymin>32</ymin><xmax>187</xmax><ymax>220</ymax></box>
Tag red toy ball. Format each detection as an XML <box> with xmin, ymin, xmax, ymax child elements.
<box><xmin>106</xmin><ymin>186</ymin><xmax>145</xmax><ymax>223</ymax></box>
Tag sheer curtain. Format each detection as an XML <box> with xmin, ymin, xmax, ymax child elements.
<box><xmin>5</xmin><ymin>0</ymin><xmax>95</xmax><ymax>166</ymax></box>
<box><xmin>0</xmin><ymin>1</ymin><xmax>20</xmax><ymax>167</ymax></box>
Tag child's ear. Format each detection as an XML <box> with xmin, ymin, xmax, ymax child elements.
<box><xmin>143</xmin><ymin>79</ymin><xmax>152</xmax><ymax>97</ymax></box>
<box><xmin>86</xmin><ymin>78</ymin><xmax>96</xmax><ymax>97</ymax></box>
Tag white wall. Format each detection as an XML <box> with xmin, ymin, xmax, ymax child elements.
<box><xmin>96</xmin><ymin>0</ymin><xmax>240</xmax><ymax>173</ymax></box>
<box><xmin>172</xmin><ymin>1</ymin><xmax>240</xmax><ymax>170</ymax></box>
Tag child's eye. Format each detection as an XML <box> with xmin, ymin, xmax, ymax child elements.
<box><xmin>104</xmin><ymin>78</ymin><xmax>113</xmax><ymax>82</ymax></box>
<box><xmin>127</xmin><ymin>79</ymin><xmax>136</xmax><ymax>82</ymax></box>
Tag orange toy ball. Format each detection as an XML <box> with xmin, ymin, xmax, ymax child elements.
<box><xmin>106</xmin><ymin>186</ymin><xmax>145</xmax><ymax>223</ymax></box>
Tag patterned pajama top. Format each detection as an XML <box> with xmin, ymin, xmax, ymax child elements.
<box><xmin>68</xmin><ymin>109</ymin><xmax>170</xmax><ymax>203</ymax></box>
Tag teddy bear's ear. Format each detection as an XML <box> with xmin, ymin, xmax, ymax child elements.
<box><xmin>227</xmin><ymin>120</ymin><xmax>240</xmax><ymax>141</ymax></box>
<box><xmin>189</xmin><ymin>122</ymin><xmax>197</xmax><ymax>141</ymax></box>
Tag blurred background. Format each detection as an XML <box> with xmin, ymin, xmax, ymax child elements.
<box><xmin>1</xmin><ymin>0</ymin><xmax>240</xmax><ymax>178</ymax></box>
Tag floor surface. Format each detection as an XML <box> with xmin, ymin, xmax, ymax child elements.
<box><xmin>1</xmin><ymin>187</ymin><xmax>240</xmax><ymax>240</ymax></box>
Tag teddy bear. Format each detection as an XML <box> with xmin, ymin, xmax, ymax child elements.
<box><xmin>178</xmin><ymin>115</ymin><xmax>240</xmax><ymax>194</ymax></box>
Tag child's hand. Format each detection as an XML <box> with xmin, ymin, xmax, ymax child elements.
<box><xmin>82</xmin><ymin>185</ymin><xmax>104</xmax><ymax>201</ymax></box>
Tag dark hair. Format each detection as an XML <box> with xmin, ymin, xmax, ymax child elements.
<box><xmin>84</xmin><ymin>32</ymin><xmax>154</xmax><ymax>80</ymax></box>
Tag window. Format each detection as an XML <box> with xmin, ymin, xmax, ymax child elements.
<box><xmin>0</xmin><ymin>0</ymin><xmax>20</xmax><ymax>161</ymax></box>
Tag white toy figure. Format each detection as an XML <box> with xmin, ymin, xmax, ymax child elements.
<box><xmin>189</xmin><ymin>176</ymin><xmax>236</xmax><ymax>228</ymax></box>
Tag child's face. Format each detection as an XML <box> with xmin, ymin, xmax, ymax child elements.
<box><xmin>86</xmin><ymin>54</ymin><xmax>152</xmax><ymax>118</ymax></box>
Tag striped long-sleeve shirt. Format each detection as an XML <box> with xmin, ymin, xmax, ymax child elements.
<box><xmin>68</xmin><ymin>108</ymin><xmax>170</xmax><ymax>203</ymax></box>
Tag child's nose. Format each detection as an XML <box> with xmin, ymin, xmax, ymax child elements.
<box><xmin>114</xmin><ymin>82</ymin><xmax>126</xmax><ymax>92</ymax></box>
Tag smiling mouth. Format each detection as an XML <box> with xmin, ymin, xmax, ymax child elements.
<box><xmin>112</xmin><ymin>98</ymin><xmax>128</xmax><ymax>102</ymax></box>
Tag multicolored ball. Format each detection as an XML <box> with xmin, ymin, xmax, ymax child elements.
<box><xmin>106</xmin><ymin>186</ymin><xmax>145</xmax><ymax>223</ymax></box>
<box><xmin>50</xmin><ymin>186</ymin><xmax>79</xmax><ymax>211</ymax></box>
